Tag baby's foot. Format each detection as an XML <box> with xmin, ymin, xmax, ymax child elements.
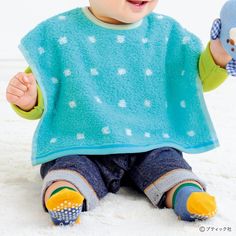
<box><xmin>186</xmin><ymin>192</ymin><xmax>217</xmax><ymax>220</ymax></box>
<box><xmin>173</xmin><ymin>183</ymin><xmax>217</xmax><ymax>221</ymax></box>
<box><xmin>45</xmin><ymin>188</ymin><xmax>84</xmax><ymax>226</ymax></box>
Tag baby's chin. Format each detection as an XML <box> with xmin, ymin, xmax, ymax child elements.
<box><xmin>113</xmin><ymin>14</ymin><xmax>146</xmax><ymax>24</ymax></box>
<box><xmin>121</xmin><ymin>0</ymin><xmax>156</xmax><ymax>22</ymax></box>
<box><xmin>115</xmin><ymin>8</ymin><xmax>152</xmax><ymax>23</ymax></box>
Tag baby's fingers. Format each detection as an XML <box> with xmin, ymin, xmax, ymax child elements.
<box><xmin>7</xmin><ymin>85</ymin><xmax>25</xmax><ymax>97</ymax></box>
<box><xmin>22</xmin><ymin>73</ymin><xmax>36</xmax><ymax>88</ymax></box>
<box><xmin>6</xmin><ymin>92</ymin><xmax>20</xmax><ymax>104</ymax></box>
<box><xmin>10</xmin><ymin>77</ymin><xmax>28</xmax><ymax>92</ymax></box>
<box><xmin>16</xmin><ymin>74</ymin><xmax>31</xmax><ymax>89</ymax></box>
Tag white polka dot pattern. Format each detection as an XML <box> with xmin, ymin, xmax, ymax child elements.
<box><xmin>38</xmin><ymin>47</ymin><xmax>45</xmax><ymax>55</ymax></box>
<box><xmin>118</xmin><ymin>99</ymin><xmax>127</xmax><ymax>108</ymax></box>
<box><xmin>22</xmin><ymin>8</ymin><xmax>218</xmax><ymax>164</ymax></box>
<box><xmin>125</xmin><ymin>129</ymin><xmax>132</xmax><ymax>136</ymax></box>
<box><xmin>58</xmin><ymin>36</ymin><xmax>68</xmax><ymax>45</ymax></box>
<box><xmin>77</xmin><ymin>133</ymin><xmax>85</xmax><ymax>140</ymax></box>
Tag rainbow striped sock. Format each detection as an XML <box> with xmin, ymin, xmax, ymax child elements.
<box><xmin>173</xmin><ymin>183</ymin><xmax>217</xmax><ymax>221</ymax></box>
<box><xmin>45</xmin><ymin>187</ymin><xmax>84</xmax><ymax>226</ymax></box>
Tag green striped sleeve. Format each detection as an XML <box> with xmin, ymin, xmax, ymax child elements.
<box><xmin>199</xmin><ymin>42</ymin><xmax>228</xmax><ymax>92</ymax></box>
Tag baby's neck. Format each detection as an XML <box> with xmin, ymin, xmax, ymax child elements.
<box><xmin>88</xmin><ymin>7</ymin><xmax>127</xmax><ymax>25</ymax></box>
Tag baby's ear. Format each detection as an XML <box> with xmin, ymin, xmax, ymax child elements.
<box><xmin>219</xmin><ymin>0</ymin><xmax>236</xmax><ymax>60</ymax></box>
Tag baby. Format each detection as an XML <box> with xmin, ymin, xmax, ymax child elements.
<box><xmin>6</xmin><ymin>0</ymin><xmax>232</xmax><ymax>226</ymax></box>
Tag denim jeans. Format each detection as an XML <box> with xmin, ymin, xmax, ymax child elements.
<box><xmin>40</xmin><ymin>147</ymin><xmax>206</xmax><ymax>211</ymax></box>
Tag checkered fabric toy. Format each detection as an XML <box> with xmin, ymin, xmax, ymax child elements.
<box><xmin>211</xmin><ymin>0</ymin><xmax>236</xmax><ymax>76</ymax></box>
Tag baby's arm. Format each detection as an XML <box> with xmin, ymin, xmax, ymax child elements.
<box><xmin>199</xmin><ymin>40</ymin><xmax>230</xmax><ymax>92</ymax></box>
<box><xmin>210</xmin><ymin>39</ymin><xmax>232</xmax><ymax>68</ymax></box>
<box><xmin>6</xmin><ymin>68</ymin><xmax>44</xmax><ymax>120</ymax></box>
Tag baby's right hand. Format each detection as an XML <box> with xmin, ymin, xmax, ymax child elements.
<box><xmin>6</xmin><ymin>72</ymin><xmax>38</xmax><ymax>111</ymax></box>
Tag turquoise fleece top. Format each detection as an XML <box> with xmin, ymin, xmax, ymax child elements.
<box><xmin>16</xmin><ymin>7</ymin><xmax>228</xmax><ymax>165</ymax></box>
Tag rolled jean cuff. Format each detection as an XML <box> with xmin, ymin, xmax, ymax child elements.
<box><xmin>41</xmin><ymin>169</ymin><xmax>100</xmax><ymax>212</ymax></box>
<box><xmin>144</xmin><ymin>169</ymin><xmax>207</xmax><ymax>208</ymax></box>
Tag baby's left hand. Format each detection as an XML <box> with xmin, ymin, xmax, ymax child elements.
<box><xmin>210</xmin><ymin>19</ymin><xmax>235</xmax><ymax>75</ymax></box>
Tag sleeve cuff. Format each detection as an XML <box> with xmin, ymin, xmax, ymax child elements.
<box><xmin>11</xmin><ymin>84</ymin><xmax>44</xmax><ymax>120</ymax></box>
<box><xmin>199</xmin><ymin>42</ymin><xmax>228</xmax><ymax>92</ymax></box>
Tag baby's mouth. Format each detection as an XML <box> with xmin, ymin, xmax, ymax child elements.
<box><xmin>127</xmin><ymin>0</ymin><xmax>148</xmax><ymax>7</ymax></box>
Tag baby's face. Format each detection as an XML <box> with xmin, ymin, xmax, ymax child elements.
<box><xmin>89</xmin><ymin>0</ymin><xmax>159</xmax><ymax>24</ymax></box>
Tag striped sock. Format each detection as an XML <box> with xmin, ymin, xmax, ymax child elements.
<box><xmin>45</xmin><ymin>187</ymin><xmax>84</xmax><ymax>226</ymax></box>
<box><xmin>173</xmin><ymin>183</ymin><xmax>217</xmax><ymax>221</ymax></box>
